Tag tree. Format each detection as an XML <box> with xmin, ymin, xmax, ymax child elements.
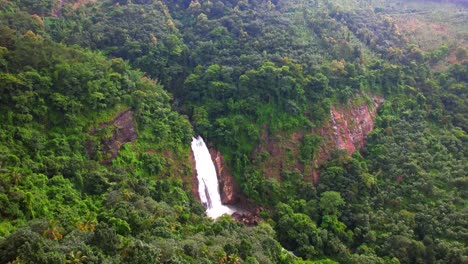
<box><xmin>319</xmin><ymin>191</ymin><xmax>345</xmax><ymax>216</ymax></box>
<box><xmin>454</xmin><ymin>47</ymin><xmax>466</xmax><ymax>61</ymax></box>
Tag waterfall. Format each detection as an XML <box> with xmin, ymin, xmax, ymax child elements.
<box><xmin>191</xmin><ymin>136</ymin><xmax>236</xmax><ymax>218</ymax></box>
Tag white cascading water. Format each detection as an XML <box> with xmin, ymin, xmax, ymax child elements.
<box><xmin>191</xmin><ymin>136</ymin><xmax>236</xmax><ymax>218</ymax></box>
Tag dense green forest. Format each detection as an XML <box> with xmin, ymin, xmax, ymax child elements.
<box><xmin>0</xmin><ymin>0</ymin><xmax>466</xmax><ymax>263</ymax></box>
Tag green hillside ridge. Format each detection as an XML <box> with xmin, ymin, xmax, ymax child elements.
<box><xmin>0</xmin><ymin>0</ymin><xmax>467</xmax><ymax>263</ymax></box>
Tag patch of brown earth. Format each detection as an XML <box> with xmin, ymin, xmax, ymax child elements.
<box><xmin>394</xmin><ymin>14</ymin><xmax>460</xmax><ymax>56</ymax></box>
<box><xmin>190</xmin><ymin>96</ymin><xmax>383</xmax><ymax>220</ymax></box>
<box><xmin>396</xmin><ymin>17</ymin><xmax>422</xmax><ymax>32</ymax></box>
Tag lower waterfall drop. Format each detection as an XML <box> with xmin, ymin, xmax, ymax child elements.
<box><xmin>191</xmin><ymin>136</ymin><xmax>236</xmax><ymax>218</ymax></box>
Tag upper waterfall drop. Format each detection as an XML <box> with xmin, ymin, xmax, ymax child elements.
<box><xmin>191</xmin><ymin>136</ymin><xmax>236</xmax><ymax>218</ymax></box>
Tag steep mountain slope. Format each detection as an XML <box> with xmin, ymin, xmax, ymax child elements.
<box><xmin>0</xmin><ymin>6</ymin><xmax>289</xmax><ymax>263</ymax></box>
<box><xmin>0</xmin><ymin>0</ymin><xmax>467</xmax><ymax>263</ymax></box>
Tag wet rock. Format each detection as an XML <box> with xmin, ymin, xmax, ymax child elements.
<box><xmin>317</xmin><ymin>95</ymin><xmax>384</xmax><ymax>159</ymax></box>
<box><xmin>209</xmin><ymin>148</ymin><xmax>241</xmax><ymax>205</ymax></box>
<box><xmin>232</xmin><ymin>210</ymin><xmax>260</xmax><ymax>226</ymax></box>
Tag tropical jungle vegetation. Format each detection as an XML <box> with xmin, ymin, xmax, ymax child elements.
<box><xmin>0</xmin><ymin>0</ymin><xmax>466</xmax><ymax>263</ymax></box>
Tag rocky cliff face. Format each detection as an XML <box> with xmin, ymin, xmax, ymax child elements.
<box><xmin>255</xmin><ymin>95</ymin><xmax>384</xmax><ymax>184</ymax></box>
<box><xmin>189</xmin><ymin>146</ymin><xmax>241</xmax><ymax>206</ymax></box>
<box><xmin>254</xmin><ymin>130</ymin><xmax>304</xmax><ymax>182</ymax></box>
<box><xmin>317</xmin><ymin>96</ymin><xmax>384</xmax><ymax>161</ymax></box>
<box><xmin>209</xmin><ymin>148</ymin><xmax>241</xmax><ymax>205</ymax></box>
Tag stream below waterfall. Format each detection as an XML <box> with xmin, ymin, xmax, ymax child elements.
<box><xmin>191</xmin><ymin>136</ymin><xmax>236</xmax><ymax>218</ymax></box>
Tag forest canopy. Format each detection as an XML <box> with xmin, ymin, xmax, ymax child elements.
<box><xmin>0</xmin><ymin>0</ymin><xmax>466</xmax><ymax>263</ymax></box>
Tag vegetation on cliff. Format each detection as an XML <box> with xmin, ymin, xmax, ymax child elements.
<box><xmin>0</xmin><ymin>0</ymin><xmax>466</xmax><ymax>263</ymax></box>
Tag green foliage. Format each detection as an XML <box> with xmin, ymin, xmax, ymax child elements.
<box><xmin>0</xmin><ymin>0</ymin><xmax>467</xmax><ymax>263</ymax></box>
<box><xmin>319</xmin><ymin>191</ymin><xmax>345</xmax><ymax>216</ymax></box>
<box><xmin>300</xmin><ymin>135</ymin><xmax>322</xmax><ymax>163</ymax></box>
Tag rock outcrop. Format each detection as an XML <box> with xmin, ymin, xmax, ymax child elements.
<box><xmin>209</xmin><ymin>148</ymin><xmax>241</xmax><ymax>205</ymax></box>
<box><xmin>310</xmin><ymin>96</ymin><xmax>384</xmax><ymax>183</ymax></box>
<box><xmin>316</xmin><ymin>96</ymin><xmax>384</xmax><ymax>161</ymax></box>
<box><xmin>232</xmin><ymin>209</ymin><xmax>261</xmax><ymax>226</ymax></box>
<box><xmin>189</xmin><ymin>144</ymin><xmax>241</xmax><ymax>206</ymax></box>
<box><xmin>254</xmin><ymin>95</ymin><xmax>384</xmax><ymax>184</ymax></box>
<box><xmin>89</xmin><ymin>110</ymin><xmax>137</xmax><ymax>164</ymax></box>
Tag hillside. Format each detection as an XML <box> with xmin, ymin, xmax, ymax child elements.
<box><xmin>0</xmin><ymin>0</ymin><xmax>467</xmax><ymax>263</ymax></box>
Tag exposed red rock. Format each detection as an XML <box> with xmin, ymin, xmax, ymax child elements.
<box><xmin>190</xmin><ymin>96</ymin><xmax>383</xmax><ymax>220</ymax></box>
<box><xmin>316</xmin><ymin>96</ymin><xmax>384</xmax><ymax>159</ymax></box>
<box><xmin>310</xmin><ymin>96</ymin><xmax>384</xmax><ymax>183</ymax></box>
<box><xmin>209</xmin><ymin>148</ymin><xmax>241</xmax><ymax>205</ymax></box>
<box><xmin>254</xmin><ymin>95</ymin><xmax>384</xmax><ymax>184</ymax></box>
<box><xmin>255</xmin><ymin>130</ymin><xmax>305</xmax><ymax>180</ymax></box>
<box><xmin>190</xmin><ymin>143</ymin><xmax>259</xmax><ymax>222</ymax></box>
<box><xmin>189</xmin><ymin>142</ymin><xmax>241</xmax><ymax>206</ymax></box>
